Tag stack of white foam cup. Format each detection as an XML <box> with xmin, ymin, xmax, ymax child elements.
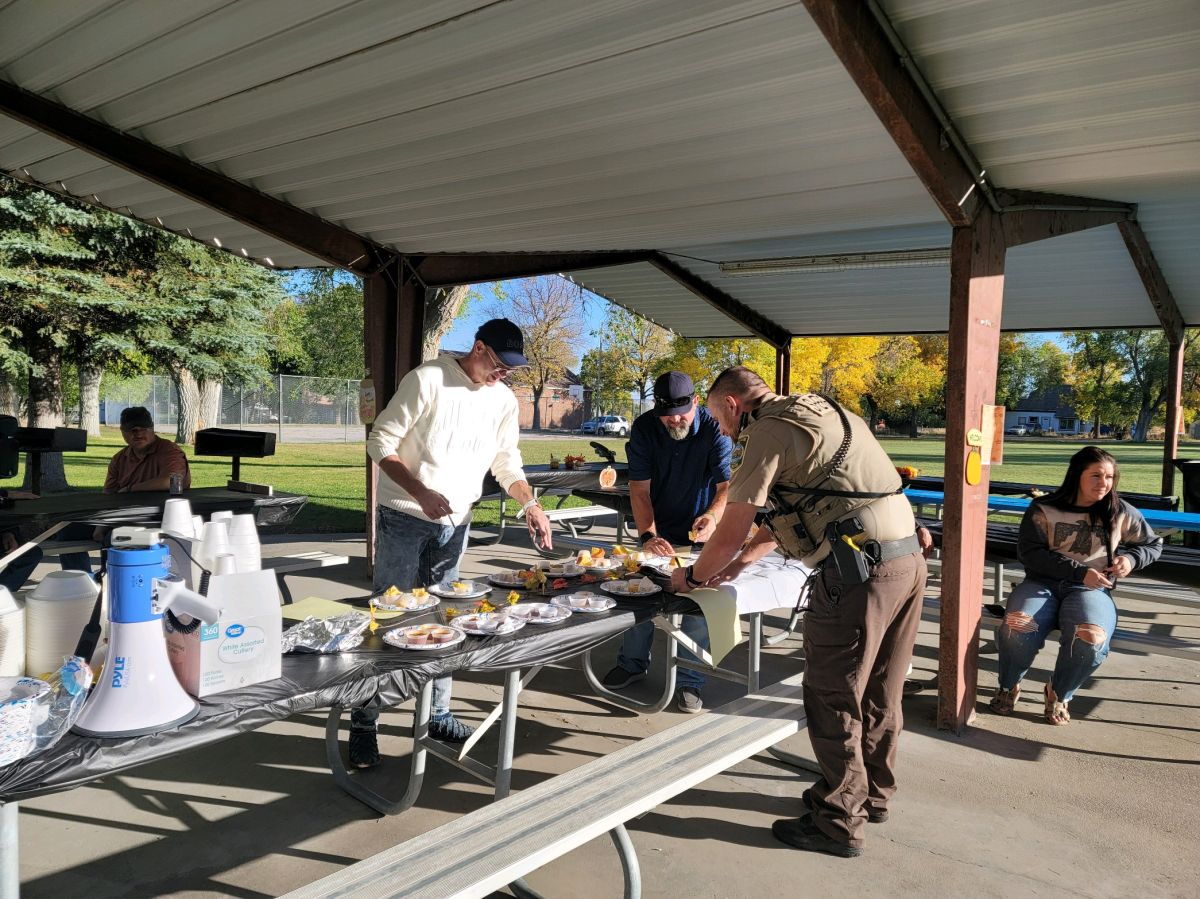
<box><xmin>196</xmin><ymin>520</ymin><xmax>231</xmax><ymax>579</ymax></box>
<box><xmin>161</xmin><ymin>497</ymin><xmax>195</xmax><ymax>538</ymax></box>
<box><xmin>226</xmin><ymin>514</ymin><xmax>262</xmax><ymax>572</ymax></box>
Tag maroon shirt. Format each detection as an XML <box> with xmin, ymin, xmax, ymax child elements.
<box><xmin>103</xmin><ymin>436</ymin><xmax>191</xmax><ymax>493</ymax></box>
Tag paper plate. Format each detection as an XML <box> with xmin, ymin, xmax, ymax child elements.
<box><xmin>382</xmin><ymin>624</ymin><xmax>466</xmax><ymax>651</ymax></box>
<box><xmin>488</xmin><ymin>571</ymin><xmax>537</xmax><ymax>588</ymax></box>
<box><xmin>600</xmin><ymin>579</ymin><xmax>662</xmax><ymax>597</ymax></box>
<box><xmin>453</xmin><ymin>612</ymin><xmax>526</xmax><ymax>636</ymax></box>
<box><xmin>551</xmin><ymin>593</ymin><xmax>616</xmax><ymax>614</ymax></box>
<box><xmin>507</xmin><ymin>603</ymin><xmax>572</xmax><ymax>625</ymax></box>
<box><xmin>428</xmin><ymin>581</ymin><xmax>491</xmax><ymax>600</ymax></box>
<box><xmin>370</xmin><ymin>593</ymin><xmax>439</xmax><ymax>613</ymax></box>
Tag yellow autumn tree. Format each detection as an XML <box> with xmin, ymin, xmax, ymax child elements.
<box><xmin>863</xmin><ymin>336</ymin><xmax>946</xmax><ymax>432</ymax></box>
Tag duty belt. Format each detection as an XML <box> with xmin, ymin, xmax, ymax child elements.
<box><xmin>864</xmin><ymin>532</ymin><xmax>921</xmax><ymax>564</ymax></box>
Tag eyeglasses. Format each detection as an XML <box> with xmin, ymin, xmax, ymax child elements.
<box><xmin>655</xmin><ymin>395</ymin><xmax>693</xmax><ymax>411</ymax></box>
<box><xmin>482</xmin><ymin>345</ymin><xmax>511</xmax><ymax>376</ymax></box>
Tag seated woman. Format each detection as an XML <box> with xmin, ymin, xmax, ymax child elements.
<box><xmin>989</xmin><ymin>446</ymin><xmax>1162</xmax><ymax>725</ymax></box>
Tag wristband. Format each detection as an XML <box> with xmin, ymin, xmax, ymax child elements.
<box><xmin>684</xmin><ymin>564</ymin><xmax>703</xmax><ymax>589</ymax></box>
<box><xmin>639</xmin><ymin>531</ymin><xmax>656</xmax><ymax>545</ymax></box>
<box><xmin>520</xmin><ymin>498</ymin><xmax>541</xmax><ymax>516</ymax></box>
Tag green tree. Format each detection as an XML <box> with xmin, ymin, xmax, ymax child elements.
<box><xmin>296</xmin><ymin>270</ymin><xmax>364</xmax><ymax>378</ymax></box>
<box><xmin>1065</xmin><ymin>331</ymin><xmax>1127</xmax><ymax>437</ymax></box>
<box><xmin>0</xmin><ymin>177</ymin><xmax>135</xmax><ymax>487</ymax></box>
<box><xmin>139</xmin><ymin>239</ymin><xmax>287</xmax><ymax>443</ymax></box>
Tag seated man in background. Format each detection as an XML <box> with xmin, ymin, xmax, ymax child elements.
<box><xmin>56</xmin><ymin>406</ymin><xmax>192</xmax><ymax>574</ymax></box>
<box><xmin>103</xmin><ymin>406</ymin><xmax>191</xmax><ymax>494</ymax></box>
<box><xmin>602</xmin><ymin>371</ymin><xmax>732</xmax><ymax>713</ymax></box>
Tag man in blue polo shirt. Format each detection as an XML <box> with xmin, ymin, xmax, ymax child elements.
<box><xmin>602</xmin><ymin>371</ymin><xmax>732</xmax><ymax>712</ymax></box>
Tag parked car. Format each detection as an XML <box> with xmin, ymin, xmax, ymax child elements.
<box><xmin>1005</xmin><ymin>426</ymin><xmax>1027</xmax><ymax>436</ymax></box>
<box><xmin>583</xmin><ymin>415</ymin><xmax>630</xmax><ymax>436</ymax></box>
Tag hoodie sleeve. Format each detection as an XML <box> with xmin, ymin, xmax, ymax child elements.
<box><xmin>1018</xmin><ymin>503</ymin><xmax>1089</xmax><ymax>583</ymax></box>
<box><xmin>366</xmin><ymin>366</ymin><xmax>425</xmax><ymax>463</ymax></box>
<box><xmin>1116</xmin><ymin>501</ymin><xmax>1163</xmax><ymax>571</ymax></box>
<box><xmin>488</xmin><ymin>393</ymin><xmax>526</xmax><ymax>494</ymax></box>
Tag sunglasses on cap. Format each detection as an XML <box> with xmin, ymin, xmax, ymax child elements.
<box><xmin>655</xmin><ymin>395</ymin><xmax>694</xmax><ymax>410</ymax></box>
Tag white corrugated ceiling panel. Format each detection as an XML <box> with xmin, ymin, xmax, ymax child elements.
<box><xmin>884</xmin><ymin>0</ymin><xmax>1200</xmax><ymax>321</ymax></box>
<box><xmin>0</xmin><ymin>0</ymin><xmax>1194</xmax><ymax>338</ymax></box>
<box><xmin>0</xmin><ymin>0</ymin><xmax>940</xmax><ymax>266</ymax></box>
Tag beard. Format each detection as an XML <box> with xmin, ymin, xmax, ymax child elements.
<box><xmin>666</xmin><ymin>424</ymin><xmax>690</xmax><ymax>441</ymax></box>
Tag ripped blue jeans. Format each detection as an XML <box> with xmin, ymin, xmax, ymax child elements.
<box><xmin>996</xmin><ymin>578</ymin><xmax>1118</xmax><ymax>702</ymax></box>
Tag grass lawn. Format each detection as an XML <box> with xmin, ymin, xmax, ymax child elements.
<box><xmin>56</xmin><ymin>429</ymin><xmax>1193</xmax><ymax>534</ymax></box>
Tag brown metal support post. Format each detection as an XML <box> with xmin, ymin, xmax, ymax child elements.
<box><xmin>775</xmin><ymin>345</ymin><xmax>792</xmax><ymax>395</ymax></box>
<box><xmin>1162</xmin><ymin>339</ymin><xmax>1185</xmax><ymax>497</ymax></box>
<box><xmin>938</xmin><ymin>210</ymin><xmax>1006</xmax><ymax>733</ymax></box>
<box><xmin>363</xmin><ymin>257</ymin><xmax>425</xmax><ymax>573</ymax></box>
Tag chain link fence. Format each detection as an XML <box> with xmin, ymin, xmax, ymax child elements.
<box><xmin>102</xmin><ymin>374</ymin><xmax>364</xmax><ymax>443</ymax></box>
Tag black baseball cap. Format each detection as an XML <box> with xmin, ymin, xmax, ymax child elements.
<box><xmin>476</xmin><ymin>318</ymin><xmax>528</xmax><ymax>368</ymax></box>
<box><xmin>653</xmin><ymin>371</ymin><xmax>695</xmax><ymax>415</ymax></box>
<box><xmin>119</xmin><ymin>406</ymin><xmax>154</xmax><ymax>431</ymax></box>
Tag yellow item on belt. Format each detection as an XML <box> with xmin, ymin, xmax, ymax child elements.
<box><xmin>840</xmin><ymin>533</ymin><xmax>863</xmax><ymax>552</ymax></box>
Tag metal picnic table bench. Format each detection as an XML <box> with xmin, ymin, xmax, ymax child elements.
<box><xmin>282</xmin><ymin>672</ymin><xmax>808</xmax><ymax>899</ymax></box>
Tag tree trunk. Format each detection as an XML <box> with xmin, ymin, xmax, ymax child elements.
<box><xmin>78</xmin><ymin>361</ymin><xmax>103</xmax><ymax>436</ymax></box>
<box><xmin>0</xmin><ymin>380</ymin><xmax>21</xmax><ymax>418</ymax></box>
<box><xmin>422</xmin><ymin>285</ymin><xmax>470</xmax><ymax>362</ymax></box>
<box><xmin>1136</xmin><ymin>401</ymin><xmax>1152</xmax><ymax>444</ymax></box>
<box><xmin>531</xmin><ymin>384</ymin><xmax>544</xmax><ymax>430</ymax></box>
<box><xmin>173</xmin><ymin>367</ymin><xmax>201</xmax><ymax>445</ymax></box>
<box><xmin>24</xmin><ymin>341</ymin><xmax>69</xmax><ymax>492</ymax></box>
<box><xmin>909</xmin><ymin>406</ymin><xmax>920</xmax><ymax>439</ymax></box>
<box><xmin>198</xmin><ymin>379</ymin><xmax>222</xmax><ymax>432</ymax></box>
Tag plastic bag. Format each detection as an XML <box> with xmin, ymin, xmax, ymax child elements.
<box><xmin>0</xmin><ymin>656</ymin><xmax>93</xmax><ymax>766</ymax></box>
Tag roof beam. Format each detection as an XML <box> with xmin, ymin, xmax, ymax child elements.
<box><xmin>410</xmin><ymin>252</ymin><xmax>652</xmax><ymax>287</ymax></box>
<box><xmin>1118</xmin><ymin>220</ymin><xmax>1185</xmax><ymax>343</ymax></box>
<box><xmin>647</xmin><ymin>253</ymin><xmax>791</xmax><ymax>349</ymax></box>
<box><xmin>997</xmin><ymin>189</ymin><xmax>1135</xmax><ymax>249</ymax></box>
<box><xmin>0</xmin><ymin>79</ymin><xmax>385</xmax><ymax>274</ymax></box>
<box><xmin>801</xmin><ymin>0</ymin><xmax>982</xmax><ymax>227</ymax></box>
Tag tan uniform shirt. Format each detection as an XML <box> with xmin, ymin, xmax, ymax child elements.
<box><xmin>729</xmin><ymin>415</ymin><xmax>914</xmax><ymax>565</ymax></box>
<box><xmin>104</xmin><ymin>436</ymin><xmax>191</xmax><ymax>493</ymax></box>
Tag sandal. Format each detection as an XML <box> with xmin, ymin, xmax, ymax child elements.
<box><xmin>988</xmin><ymin>685</ymin><xmax>1020</xmax><ymax>715</ymax></box>
<box><xmin>1044</xmin><ymin>683</ymin><xmax>1070</xmax><ymax>725</ymax></box>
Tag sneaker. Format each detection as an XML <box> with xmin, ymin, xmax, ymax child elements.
<box><xmin>348</xmin><ymin>728</ymin><xmax>379</xmax><ymax>769</ymax></box>
<box><xmin>601</xmin><ymin>666</ymin><xmax>646</xmax><ymax>690</ymax></box>
<box><xmin>429</xmin><ymin>714</ymin><xmax>474</xmax><ymax>743</ymax></box>
<box><xmin>674</xmin><ymin>686</ymin><xmax>703</xmax><ymax>714</ymax></box>
<box><xmin>802</xmin><ymin>788</ymin><xmax>888</xmax><ymax>824</ymax></box>
<box><xmin>771</xmin><ymin>815</ymin><xmax>862</xmax><ymax>858</ymax></box>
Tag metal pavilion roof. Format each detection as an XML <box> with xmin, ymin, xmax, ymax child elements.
<box><xmin>0</xmin><ymin>0</ymin><xmax>1196</xmax><ymax>336</ymax></box>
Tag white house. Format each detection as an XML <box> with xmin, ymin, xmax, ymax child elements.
<box><xmin>1005</xmin><ymin>387</ymin><xmax>1087</xmax><ymax>435</ymax></box>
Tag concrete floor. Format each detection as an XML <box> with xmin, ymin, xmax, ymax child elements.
<box><xmin>12</xmin><ymin>527</ymin><xmax>1200</xmax><ymax>898</ymax></box>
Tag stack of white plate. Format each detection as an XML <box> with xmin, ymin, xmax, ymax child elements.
<box><xmin>23</xmin><ymin>572</ymin><xmax>99</xmax><ymax>678</ymax></box>
<box><xmin>226</xmin><ymin>514</ymin><xmax>261</xmax><ymax>572</ymax></box>
<box><xmin>0</xmin><ymin>586</ymin><xmax>24</xmax><ymax>677</ymax></box>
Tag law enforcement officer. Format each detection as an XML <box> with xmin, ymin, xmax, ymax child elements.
<box><xmin>671</xmin><ymin>366</ymin><xmax>928</xmax><ymax>859</ymax></box>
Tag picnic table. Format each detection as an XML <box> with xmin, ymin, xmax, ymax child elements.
<box><xmin>904</xmin><ymin>488</ymin><xmax>1200</xmax><ymax>533</ymax></box>
<box><xmin>0</xmin><ymin>487</ymin><xmax>307</xmax><ymax>533</ymax></box>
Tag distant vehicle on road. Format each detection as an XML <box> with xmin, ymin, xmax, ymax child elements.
<box><xmin>582</xmin><ymin>415</ymin><xmax>629</xmax><ymax>436</ymax></box>
<box><xmin>1005</xmin><ymin>426</ymin><xmax>1028</xmax><ymax>436</ymax></box>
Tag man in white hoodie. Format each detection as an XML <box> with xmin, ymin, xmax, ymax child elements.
<box><xmin>350</xmin><ymin>318</ymin><xmax>553</xmax><ymax>768</ymax></box>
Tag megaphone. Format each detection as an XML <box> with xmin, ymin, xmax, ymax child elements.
<box><xmin>73</xmin><ymin>540</ymin><xmax>222</xmax><ymax>738</ymax></box>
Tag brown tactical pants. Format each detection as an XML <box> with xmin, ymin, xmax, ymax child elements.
<box><xmin>801</xmin><ymin>549</ymin><xmax>927</xmax><ymax>848</ymax></box>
